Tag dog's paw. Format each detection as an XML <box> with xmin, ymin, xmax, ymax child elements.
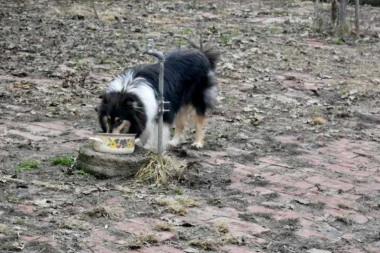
<box><xmin>168</xmin><ymin>139</ymin><xmax>180</xmax><ymax>147</ymax></box>
<box><xmin>191</xmin><ymin>142</ymin><xmax>203</xmax><ymax>149</ymax></box>
<box><xmin>143</xmin><ymin>144</ymin><xmax>153</xmax><ymax>150</ymax></box>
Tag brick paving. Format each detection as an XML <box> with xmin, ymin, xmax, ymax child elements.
<box><xmin>1</xmin><ymin>90</ymin><xmax>379</xmax><ymax>252</ymax></box>
<box><xmin>3</xmin><ymin>119</ymin><xmax>377</xmax><ymax>252</ymax></box>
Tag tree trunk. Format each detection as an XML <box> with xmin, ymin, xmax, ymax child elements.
<box><xmin>355</xmin><ymin>0</ymin><xmax>360</xmax><ymax>34</ymax></box>
<box><xmin>332</xmin><ymin>0</ymin><xmax>339</xmax><ymax>26</ymax></box>
<box><xmin>339</xmin><ymin>0</ymin><xmax>348</xmax><ymax>26</ymax></box>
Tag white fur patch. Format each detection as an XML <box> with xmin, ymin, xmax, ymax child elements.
<box><xmin>129</xmin><ymin>83</ymin><xmax>158</xmax><ymax>125</ymax></box>
<box><xmin>106</xmin><ymin>69</ymin><xmax>161</xmax><ymax>149</ymax></box>
<box><xmin>141</xmin><ymin>122</ymin><xmax>170</xmax><ymax>151</ymax></box>
<box><xmin>168</xmin><ymin>135</ymin><xmax>183</xmax><ymax>147</ymax></box>
<box><xmin>106</xmin><ymin>70</ymin><xmax>137</xmax><ymax>93</ymax></box>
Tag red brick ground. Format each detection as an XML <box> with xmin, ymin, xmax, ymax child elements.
<box><xmin>5</xmin><ymin>116</ymin><xmax>379</xmax><ymax>252</ymax></box>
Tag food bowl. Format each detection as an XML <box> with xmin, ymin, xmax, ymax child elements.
<box><xmin>89</xmin><ymin>133</ymin><xmax>136</xmax><ymax>154</ymax></box>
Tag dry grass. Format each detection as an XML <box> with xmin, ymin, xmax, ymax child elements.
<box><xmin>189</xmin><ymin>239</ymin><xmax>218</xmax><ymax>250</ymax></box>
<box><xmin>44</xmin><ymin>2</ymin><xmax>127</xmax><ymax>23</ymax></box>
<box><xmin>153</xmin><ymin>222</ymin><xmax>172</xmax><ymax>232</ymax></box>
<box><xmin>99</xmin><ymin>7</ymin><xmax>125</xmax><ymax>23</ymax></box>
<box><xmin>216</xmin><ymin>222</ymin><xmax>229</xmax><ymax>234</ymax></box>
<box><xmin>135</xmin><ymin>153</ymin><xmax>184</xmax><ymax>185</ymax></box>
<box><xmin>115</xmin><ymin>185</ymin><xmax>132</xmax><ymax>194</ymax></box>
<box><xmin>312</xmin><ymin>116</ymin><xmax>327</xmax><ymax>125</ymax></box>
<box><xmin>175</xmin><ymin>196</ymin><xmax>199</xmax><ymax>207</ymax></box>
<box><xmin>156</xmin><ymin>196</ymin><xmax>198</xmax><ymax>216</ymax></box>
<box><xmin>32</xmin><ymin>180</ymin><xmax>71</xmax><ymax>191</ymax></box>
<box><xmin>168</xmin><ymin>203</ymin><xmax>188</xmax><ymax>215</ymax></box>
<box><xmin>156</xmin><ymin>198</ymin><xmax>187</xmax><ymax>215</ymax></box>
<box><xmin>0</xmin><ymin>176</ymin><xmax>70</xmax><ymax>191</ymax></box>
<box><xmin>44</xmin><ymin>4</ymin><xmax>92</xmax><ymax>19</ymax></box>
<box><xmin>0</xmin><ymin>224</ymin><xmax>9</xmax><ymax>235</ymax></box>
<box><xmin>335</xmin><ymin>215</ymin><xmax>351</xmax><ymax>225</ymax></box>
<box><xmin>156</xmin><ymin>198</ymin><xmax>176</xmax><ymax>207</ymax></box>
<box><xmin>128</xmin><ymin>233</ymin><xmax>159</xmax><ymax>248</ymax></box>
<box><xmin>84</xmin><ymin>205</ymin><xmax>123</xmax><ymax>220</ymax></box>
<box><xmin>220</xmin><ymin>234</ymin><xmax>245</xmax><ymax>245</ymax></box>
<box><xmin>59</xmin><ymin>218</ymin><xmax>90</xmax><ymax>230</ymax></box>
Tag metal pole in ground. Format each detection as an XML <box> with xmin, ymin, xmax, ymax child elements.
<box><xmin>143</xmin><ymin>39</ymin><xmax>166</xmax><ymax>155</ymax></box>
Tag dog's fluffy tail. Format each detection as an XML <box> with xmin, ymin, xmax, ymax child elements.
<box><xmin>202</xmin><ymin>46</ymin><xmax>220</xmax><ymax>71</ymax></box>
<box><xmin>186</xmin><ymin>38</ymin><xmax>220</xmax><ymax>70</ymax></box>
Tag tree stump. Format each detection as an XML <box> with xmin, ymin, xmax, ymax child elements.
<box><xmin>76</xmin><ymin>144</ymin><xmax>150</xmax><ymax>178</ymax></box>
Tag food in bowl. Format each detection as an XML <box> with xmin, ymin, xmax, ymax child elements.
<box><xmin>89</xmin><ymin>133</ymin><xmax>136</xmax><ymax>154</ymax></box>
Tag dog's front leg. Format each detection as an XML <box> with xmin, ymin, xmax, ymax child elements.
<box><xmin>144</xmin><ymin>122</ymin><xmax>170</xmax><ymax>151</ymax></box>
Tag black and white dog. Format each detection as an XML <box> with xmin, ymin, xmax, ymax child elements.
<box><xmin>97</xmin><ymin>43</ymin><xmax>220</xmax><ymax>150</ymax></box>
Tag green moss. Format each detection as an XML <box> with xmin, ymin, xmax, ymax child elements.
<box><xmin>74</xmin><ymin>169</ymin><xmax>90</xmax><ymax>176</ymax></box>
<box><xmin>15</xmin><ymin>219</ymin><xmax>25</xmax><ymax>225</ymax></box>
<box><xmin>183</xmin><ymin>27</ymin><xmax>193</xmax><ymax>35</ymax></box>
<box><xmin>329</xmin><ymin>39</ymin><xmax>344</xmax><ymax>45</ymax></box>
<box><xmin>51</xmin><ymin>156</ymin><xmax>75</xmax><ymax>166</ymax></box>
<box><xmin>173</xmin><ymin>188</ymin><xmax>184</xmax><ymax>195</ymax></box>
<box><xmin>269</xmin><ymin>26</ymin><xmax>280</xmax><ymax>33</ymax></box>
<box><xmin>14</xmin><ymin>160</ymin><xmax>40</xmax><ymax>173</ymax></box>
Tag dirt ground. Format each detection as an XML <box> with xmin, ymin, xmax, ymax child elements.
<box><xmin>1</xmin><ymin>0</ymin><xmax>380</xmax><ymax>252</ymax></box>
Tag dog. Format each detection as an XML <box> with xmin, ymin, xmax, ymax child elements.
<box><xmin>97</xmin><ymin>43</ymin><xmax>220</xmax><ymax>150</ymax></box>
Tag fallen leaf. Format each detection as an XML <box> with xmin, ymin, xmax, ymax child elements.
<box><xmin>251</xmin><ymin>115</ymin><xmax>264</xmax><ymax>125</ymax></box>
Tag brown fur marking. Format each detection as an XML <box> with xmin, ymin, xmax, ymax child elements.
<box><xmin>194</xmin><ymin>114</ymin><xmax>205</xmax><ymax>145</ymax></box>
<box><xmin>112</xmin><ymin>120</ymin><xmax>131</xmax><ymax>134</ymax></box>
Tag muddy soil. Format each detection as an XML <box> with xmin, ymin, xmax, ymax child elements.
<box><xmin>1</xmin><ymin>1</ymin><xmax>380</xmax><ymax>253</ymax></box>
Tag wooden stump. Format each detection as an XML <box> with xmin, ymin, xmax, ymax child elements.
<box><xmin>76</xmin><ymin>144</ymin><xmax>150</xmax><ymax>178</ymax></box>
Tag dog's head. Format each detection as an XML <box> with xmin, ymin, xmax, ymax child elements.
<box><xmin>97</xmin><ymin>92</ymin><xmax>146</xmax><ymax>136</ymax></box>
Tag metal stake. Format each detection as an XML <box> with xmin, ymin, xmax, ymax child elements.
<box><xmin>143</xmin><ymin>39</ymin><xmax>169</xmax><ymax>155</ymax></box>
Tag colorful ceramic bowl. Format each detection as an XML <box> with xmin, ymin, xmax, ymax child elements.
<box><xmin>89</xmin><ymin>133</ymin><xmax>136</xmax><ymax>154</ymax></box>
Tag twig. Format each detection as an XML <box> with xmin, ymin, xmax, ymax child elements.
<box><xmin>0</xmin><ymin>176</ymin><xmax>71</xmax><ymax>191</ymax></box>
<box><xmin>61</xmin><ymin>138</ymin><xmax>89</xmax><ymax>143</ymax></box>
<box><xmin>83</xmin><ymin>241</ymin><xmax>95</xmax><ymax>253</ymax></box>
<box><xmin>90</xmin><ymin>0</ymin><xmax>102</xmax><ymax>22</ymax></box>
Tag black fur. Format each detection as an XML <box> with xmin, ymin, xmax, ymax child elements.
<box><xmin>134</xmin><ymin>46</ymin><xmax>219</xmax><ymax>123</ymax></box>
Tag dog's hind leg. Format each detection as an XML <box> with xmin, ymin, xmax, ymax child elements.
<box><xmin>168</xmin><ymin>106</ymin><xmax>190</xmax><ymax>147</ymax></box>
<box><xmin>191</xmin><ymin>114</ymin><xmax>205</xmax><ymax>149</ymax></box>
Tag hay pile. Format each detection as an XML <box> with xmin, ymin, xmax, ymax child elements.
<box><xmin>135</xmin><ymin>153</ymin><xmax>184</xmax><ymax>185</ymax></box>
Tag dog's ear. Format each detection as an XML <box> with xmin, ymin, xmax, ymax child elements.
<box><xmin>126</xmin><ymin>101</ymin><xmax>139</xmax><ymax>110</ymax></box>
<box><xmin>131</xmin><ymin>101</ymin><xmax>139</xmax><ymax>109</ymax></box>
<box><xmin>123</xmin><ymin>95</ymin><xmax>138</xmax><ymax>109</ymax></box>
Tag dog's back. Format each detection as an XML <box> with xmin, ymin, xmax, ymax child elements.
<box><xmin>133</xmin><ymin>45</ymin><xmax>220</xmax><ymax>122</ymax></box>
